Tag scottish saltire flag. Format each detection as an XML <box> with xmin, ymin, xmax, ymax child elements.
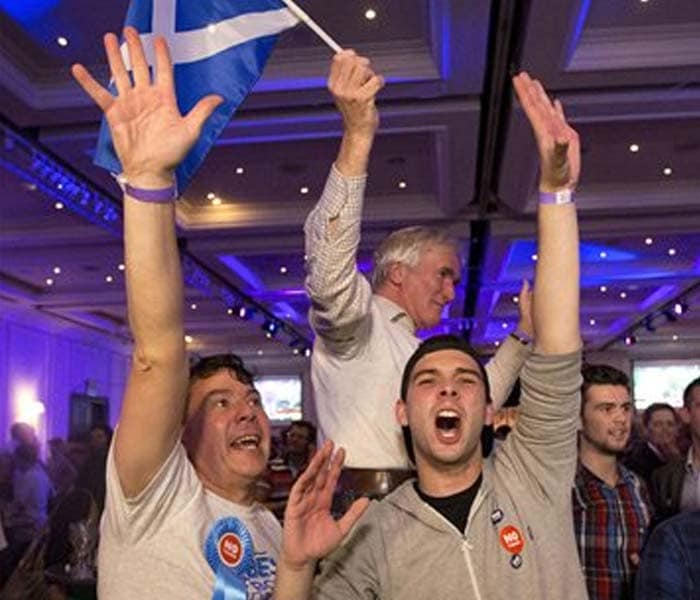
<box><xmin>94</xmin><ymin>0</ymin><xmax>299</xmax><ymax>193</ymax></box>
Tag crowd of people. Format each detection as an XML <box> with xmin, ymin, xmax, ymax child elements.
<box><xmin>1</xmin><ymin>25</ymin><xmax>696</xmax><ymax>600</ymax></box>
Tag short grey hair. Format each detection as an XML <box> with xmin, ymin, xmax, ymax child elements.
<box><xmin>371</xmin><ymin>226</ymin><xmax>460</xmax><ymax>290</ymax></box>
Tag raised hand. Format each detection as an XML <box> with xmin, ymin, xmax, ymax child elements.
<box><xmin>512</xmin><ymin>72</ymin><xmax>580</xmax><ymax>193</ymax></box>
<box><xmin>71</xmin><ymin>27</ymin><xmax>222</xmax><ymax>188</ymax></box>
<box><xmin>281</xmin><ymin>440</ymin><xmax>369</xmax><ymax>569</ymax></box>
<box><xmin>516</xmin><ymin>279</ymin><xmax>534</xmax><ymax>338</ymax></box>
<box><xmin>328</xmin><ymin>50</ymin><xmax>384</xmax><ymax>140</ymax></box>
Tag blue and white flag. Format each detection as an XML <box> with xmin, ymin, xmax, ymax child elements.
<box><xmin>94</xmin><ymin>0</ymin><xmax>299</xmax><ymax>193</ymax></box>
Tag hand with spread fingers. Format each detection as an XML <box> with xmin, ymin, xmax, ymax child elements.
<box><xmin>512</xmin><ymin>72</ymin><xmax>580</xmax><ymax>193</ymax></box>
<box><xmin>282</xmin><ymin>440</ymin><xmax>369</xmax><ymax>567</ymax></box>
<box><xmin>71</xmin><ymin>26</ymin><xmax>222</xmax><ymax>188</ymax></box>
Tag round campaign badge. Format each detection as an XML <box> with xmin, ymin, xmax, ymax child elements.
<box><xmin>499</xmin><ymin>524</ymin><xmax>525</xmax><ymax>555</ymax></box>
<box><xmin>490</xmin><ymin>508</ymin><xmax>504</xmax><ymax>524</ymax></box>
<box><xmin>510</xmin><ymin>554</ymin><xmax>523</xmax><ymax>569</ymax></box>
<box><xmin>205</xmin><ymin>517</ymin><xmax>255</xmax><ymax>577</ymax></box>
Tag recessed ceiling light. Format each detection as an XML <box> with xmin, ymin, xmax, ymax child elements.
<box><xmin>531</xmin><ymin>254</ymin><xmax>538</xmax><ymax>261</ymax></box>
<box><xmin>45</xmin><ymin>278</ymin><xmax>54</xmax><ymax>286</ymax></box>
<box><xmin>668</xmin><ymin>248</ymin><xmax>677</xmax><ymax>256</ymax></box>
<box><xmin>191</xmin><ymin>303</ymin><xmax>198</xmax><ymax>310</ymax></box>
<box><xmin>589</xmin><ymin>318</ymin><xmax>596</xmax><ymax>326</ymax></box>
<box><xmin>629</xmin><ymin>143</ymin><xmax>640</xmax><ymax>153</ymax></box>
<box><xmin>398</xmin><ymin>181</ymin><xmax>407</xmax><ymax>189</ymax></box>
<box><xmin>265</xmin><ymin>332</ymin><xmax>273</xmax><ymax>339</ymax></box>
<box><xmin>672</xmin><ymin>334</ymin><xmax>679</xmax><ymax>341</ymax></box>
<box><xmin>53</xmin><ymin>266</ymin><xmax>61</xmax><ymax>275</ymax></box>
<box><xmin>600</xmin><ymin>285</ymin><xmax>607</xmax><ymax>293</ymax></box>
<box><xmin>185</xmin><ymin>335</ymin><xmax>193</xmax><ymax>344</ymax></box>
<box><xmin>512</xmin><ymin>296</ymin><xmax>519</xmax><ymax>304</ymax></box>
<box><xmin>293</xmin><ymin>348</ymin><xmax>300</xmax><ymax>355</ymax></box>
<box><xmin>599</xmin><ymin>251</ymin><xmax>607</xmax><ymax>259</ymax></box>
<box><xmin>663</xmin><ymin>167</ymin><xmax>672</xmax><ymax>176</ymax></box>
<box><xmin>118</xmin><ymin>263</ymin><xmax>125</xmax><ymax>271</ymax></box>
<box><xmin>304</xmin><ymin>348</ymin><xmax>312</xmax><ymax>358</ymax></box>
<box><xmin>211</xmin><ymin>197</ymin><xmax>222</xmax><ymax>206</ymax></box>
<box><xmin>494</xmin><ymin>340</ymin><xmax>501</xmax><ymax>347</ymax></box>
<box><xmin>501</xmin><ymin>322</ymin><xmax>508</xmax><ymax>329</ymax></box>
<box><xmin>280</xmin><ymin>266</ymin><xmax>288</xmax><ymax>274</ymax></box>
<box><xmin>300</xmin><ymin>186</ymin><xmax>309</xmax><ymax>195</ymax></box>
<box><xmin>257</xmin><ymin>349</ymin><xmax>264</xmax><ymax>356</ymax></box>
<box><xmin>644</xmin><ymin>237</ymin><xmax>653</xmax><ymax>245</ymax></box>
<box><xmin>57</xmin><ymin>36</ymin><xmax>69</xmax><ymax>47</ymax></box>
<box><xmin>619</xmin><ymin>292</ymin><xmax>627</xmax><ymax>299</ymax></box>
<box><xmin>105</xmin><ymin>275</ymin><xmax>114</xmax><ymax>283</ymax></box>
<box><xmin>207</xmin><ymin>192</ymin><xmax>216</xmax><ymax>200</ymax></box>
<box><xmin>365</xmin><ymin>8</ymin><xmax>377</xmax><ymax>20</ymax></box>
<box><xmin>235</xmin><ymin>167</ymin><xmax>244</xmax><ymax>175</ymax></box>
<box><xmin>54</xmin><ymin>202</ymin><xmax>64</xmax><ymax>210</ymax></box>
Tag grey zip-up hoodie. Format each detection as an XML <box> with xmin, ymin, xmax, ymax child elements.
<box><xmin>314</xmin><ymin>351</ymin><xmax>589</xmax><ymax>600</ymax></box>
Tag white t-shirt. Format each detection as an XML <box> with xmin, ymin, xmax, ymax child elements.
<box><xmin>99</xmin><ymin>441</ymin><xmax>281</xmax><ymax>599</ymax></box>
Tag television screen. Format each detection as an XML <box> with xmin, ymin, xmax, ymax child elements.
<box><xmin>633</xmin><ymin>359</ymin><xmax>700</xmax><ymax>409</ymax></box>
<box><xmin>255</xmin><ymin>375</ymin><xmax>303</xmax><ymax>422</ymax></box>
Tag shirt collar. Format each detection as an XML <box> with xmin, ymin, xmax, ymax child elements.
<box><xmin>686</xmin><ymin>447</ymin><xmax>697</xmax><ymax>473</ymax></box>
<box><xmin>375</xmin><ymin>294</ymin><xmax>416</xmax><ymax>333</ymax></box>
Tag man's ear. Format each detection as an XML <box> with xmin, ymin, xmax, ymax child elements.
<box><xmin>484</xmin><ymin>402</ymin><xmax>494</xmax><ymax>427</ymax></box>
<box><xmin>387</xmin><ymin>261</ymin><xmax>405</xmax><ymax>286</ymax></box>
<box><xmin>395</xmin><ymin>398</ymin><xmax>408</xmax><ymax>426</ymax></box>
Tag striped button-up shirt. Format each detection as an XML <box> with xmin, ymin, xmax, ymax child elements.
<box><xmin>573</xmin><ymin>461</ymin><xmax>652</xmax><ymax>600</ymax></box>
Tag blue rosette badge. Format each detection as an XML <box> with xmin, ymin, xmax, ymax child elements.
<box><xmin>205</xmin><ymin>517</ymin><xmax>256</xmax><ymax>600</ymax></box>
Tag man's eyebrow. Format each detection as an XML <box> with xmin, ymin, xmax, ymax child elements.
<box><xmin>411</xmin><ymin>367</ymin><xmax>483</xmax><ymax>381</ymax></box>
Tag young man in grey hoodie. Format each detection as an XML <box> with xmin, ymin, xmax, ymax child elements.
<box><xmin>274</xmin><ymin>71</ymin><xmax>588</xmax><ymax>600</ymax></box>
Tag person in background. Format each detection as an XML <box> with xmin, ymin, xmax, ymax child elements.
<box><xmin>573</xmin><ymin>364</ymin><xmax>652</xmax><ymax>600</ymax></box>
<box><xmin>635</xmin><ymin>509</ymin><xmax>700</xmax><ymax>600</ymax></box>
<box><xmin>649</xmin><ymin>376</ymin><xmax>700</xmax><ymax>522</ymax></box>
<box><xmin>625</xmin><ymin>402</ymin><xmax>681</xmax><ymax>484</ymax></box>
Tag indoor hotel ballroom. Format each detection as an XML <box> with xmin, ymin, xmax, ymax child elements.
<box><xmin>0</xmin><ymin>0</ymin><xmax>699</xmax><ymax>596</ymax></box>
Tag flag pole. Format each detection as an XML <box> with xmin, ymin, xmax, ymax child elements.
<box><xmin>280</xmin><ymin>0</ymin><xmax>343</xmax><ymax>53</ymax></box>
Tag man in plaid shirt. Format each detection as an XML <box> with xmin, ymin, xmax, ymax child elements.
<box><xmin>573</xmin><ymin>364</ymin><xmax>652</xmax><ymax>600</ymax></box>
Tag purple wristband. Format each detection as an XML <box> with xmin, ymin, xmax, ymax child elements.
<box><xmin>539</xmin><ymin>189</ymin><xmax>574</xmax><ymax>205</ymax></box>
<box><xmin>124</xmin><ymin>182</ymin><xmax>178</xmax><ymax>203</ymax></box>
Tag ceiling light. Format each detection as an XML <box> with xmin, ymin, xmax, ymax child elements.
<box><xmin>589</xmin><ymin>318</ymin><xmax>596</xmax><ymax>326</ymax></box>
<box><xmin>599</xmin><ymin>251</ymin><xmax>607</xmax><ymax>259</ymax></box>
<box><xmin>624</xmin><ymin>335</ymin><xmax>637</xmax><ymax>346</ymax></box>
<box><xmin>45</xmin><ymin>278</ymin><xmax>54</xmax><ymax>286</ymax></box>
<box><xmin>211</xmin><ymin>197</ymin><xmax>222</xmax><ymax>206</ymax></box>
<box><xmin>398</xmin><ymin>181</ymin><xmax>407</xmax><ymax>189</ymax></box>
<box><xmin>265</xmin><ymin>332</ymin><xmax>273</xmax><ymax>339</ymax></box>
<box><xmin>600</xmin><ymin>285</ymin><xmax>607</xmax><ymax>293</ymax></box>
<box><xmin>629</xmin><ymin>144</ymin><xmax>640</xmax><ymax>153</ymax></box>
<box><xmin>663</xmin><ymin>167</ymin><xmax>672</xmax><ymax>176</ymax></box>
<box><xmin>512</xmin><ymin>296</ymin><xmax>519</xmax><ymax>304</ymax></box>
<box><xmin>57</xmin><ymin>36</ymin><xmax>69</xmax><ymax>47</ymax></box>
<box><xmin>644</xmin><ymin>237</ymin><xmax>653</xmax><ymax>245</ymax></box>
<box><xmin>619</xmin><ymin>292</ymin><xmax>627</xmax><ymax>299</ymax></box>
<box><xmin>263</xmin><ymin>320</ymin><xmax>279</xmax><ymax>335</ymax></box>
<box><xmin>501</xmin><ymin>322</ymin><xmax>508</xmax><ymax>330</ymax></box>
<box><xmin>235</xmin><ymin>167</ymin><xmax>244</xmax><ymax>175</ymax></box>
<box><xmin>668</xmin><ymin>248</ymin><xmax>677</xmax><ymax>256</ymax></box>
<box><xmin>105</xmin><ymin>275</ymin><xmax>114</xmax><ymax>283</ymax></box>
<box><xmin>304</xmin><ymin>347</ymin><xmax>312</xmax><ymax>358</ymax></box>
<box><xmin>300</xmin><ymin>186</ymin><xmax>309</xmax><ymax>195</ymax></box>
<box><xmin>280</xmin><ymin>266</ymin><xmax>288</xmax><ymax>274</ymax></box>
<box><xmin>190</xmin><ymin>303</ymin><xmax>198</xmax><ymax>310</ymax></box>
<box><xmin>52</xmin><ymin>266</ymin><xmax>61</xmax><ymax>275</ymax></box>
<box><xmin>494</xmin><ymin>341</ymin><xmax>501</xmax><ymax>347</ymax></box>
<box><xmin>531</xmin><ymin>254</ymin><xmax>538</xmax><ymax>261</ymax></box>
<box><xmin>364</xmin><ymin>8</ymin><xmax>377</xmax><ymax>20</ymax></box>
<box><xmin>673</xmin><ymin>302</ymin><xmax>686</xmax><ymax>316</ymax></box>
<box><xmin>227</xmin><ymin>308</ymin><xmax>234</xmax><ymax>315</ymax></box>
<box><xmin>293</xmin><ymin>348</ymin><xmax>300</xmax><ymax>355</ymax></box>
<box><xmin>207</xmin><ymin>192</ymin><xmax>216</xmax><ymax>200</ymax></box>
<box><xmin>257</xmin><ymin>349</ymin><xmax>264</xmax><ymax>356</ymax></box>
<box><xmin>672</xmin><ymin>334</ymin><xmax>679</xmax><ymax>341</ymax></box>
<box><xmin>118</xmin><ymin>263</ymin><xmax>125</xmax><ymax>271</ymax></box>
<box><xmin>54</xmin><ymin>202</ymin><xmax>64</xmax><ymax>210</ymax></box>
<box><xmin>185</xmin><ymin>335</ymin><xmax>193</xmax><ymax>344</ymax></box>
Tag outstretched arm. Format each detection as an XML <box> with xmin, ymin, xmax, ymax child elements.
<box><xmin>274</xmin><ymin>441</ymin><xmax>369</xmax><ymax>600</ymax></box>
<box><xmin>71</xmin><ymin>28</ymin><xmax>221</xmax><ymax>497</ymax></box>
<box><xmin>513</xmin><ymin>73</ymin><xmax>580</xmax><ymax>354</ymax></box>
<box><xmin>304</xmin><ymin>51</ymin><xmax>384</xmax><ymax>352</ymax></box>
